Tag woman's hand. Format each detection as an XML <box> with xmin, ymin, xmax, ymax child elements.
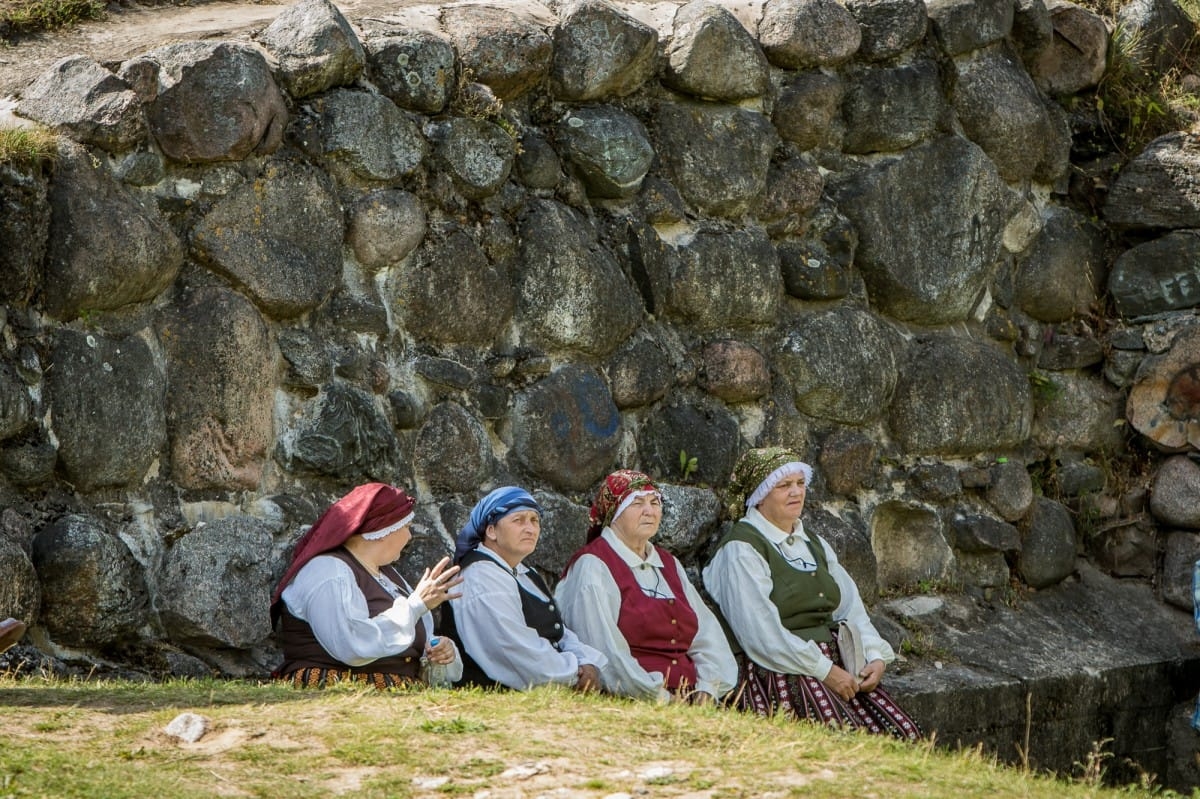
<box><xmin>856</xmin><ymin>659</ymin><xmax>885</xmax><ymax>693</ymax></box>
<box><xmin>413</xmin><ymin>557</ymin><xmax>463</xmax><ymax>609</ymax></box>
<box><xmin>574</xmin><ymin>664</ymin><xmax>601</xmax><ymax>693</ymax></box>
<box><xmin>425</xmin><ymin>636</ymin><xmax>457</xmax><ymax>665</ymax></box>
<box><xmin>821</xmin><ymin>664</ymin><xmax>859</xmax><ymax>701</ymax></box>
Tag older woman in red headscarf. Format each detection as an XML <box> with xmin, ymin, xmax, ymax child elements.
<box><xmin>555</xmin><ymin>470</ymin><xmax>737</xmax><ymax>703</ymax></box>
<box><xmin>272</xmin><ymin>483</ymin><xmax>464</xmax><ymax>689</ymax></box>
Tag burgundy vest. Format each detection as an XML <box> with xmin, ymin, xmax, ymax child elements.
<box><xmin>569</xmin><ymin>537</ymin><xmax>700</xmax><ymax>691</ymax></box>
<box><xmin>277</xmin><ymin>548</ymin><xmax>426</xmax><ymax>678</ymax></box>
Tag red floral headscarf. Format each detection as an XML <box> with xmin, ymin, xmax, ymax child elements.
<box><xmin>587</xmin><ymin>469</ymin><xmax>659</xmax><ymax>541</ymax></box>
<box><xmin>271</xmin><ymin>483</ymin><xmax>416</xmax><ymax>621</ymax></box>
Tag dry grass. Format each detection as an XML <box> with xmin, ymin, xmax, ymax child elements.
<box><xmin>0</xmin><ymin>125</ymin><xmax>58</xmax><ymax>166</ymax></box>
<box><xmin>0</xmin><ymin>0</ymin><xmax>104</xmax><ymax>37</ymax></box>
<box><xmin>0</xmin><ymin>674</ymin><xmax>1185</xmax><ymax>799</ymax></box>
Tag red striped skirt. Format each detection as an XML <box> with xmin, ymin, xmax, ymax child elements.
<box><xmin>280</xmin><ymin>667</ymin><xmax>421</xmax><ymax>691</ymax></box>
<box><xmin>734</xmin><ymin>632</ymin><xmax>922</xmax><ymax>741</ymax></box>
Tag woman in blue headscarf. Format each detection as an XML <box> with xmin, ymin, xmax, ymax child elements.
<box><xmin>443</xmin><ymin>486</ymin><xmax>607</xmax><ymax>690</ymax></box>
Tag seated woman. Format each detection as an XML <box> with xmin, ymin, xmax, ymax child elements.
<box><xmin>447</xmin><ymin>486</ymin><xmax>606</xmax><ymax>691</ymax></box>
<box><xmin>271</xmin><ymin>483</ymin><xmax>463</xmax><ymax>689</ymax></box>
<box><xmin>703</xmin><ymin>448</ymin><xmax>921</xmax><ymax>739</ymax></box>
<box><xmin>556</xmin><ymin>469</ymin><xmax>737</xmax><ymax>703</ymax></box>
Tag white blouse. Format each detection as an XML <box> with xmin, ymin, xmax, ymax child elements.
<box><xmin>451</xmin><ymin>546</ymin><xmax>607</xmax><ymax>691</ymax></box>
<box><xmin>555</xmin><ymin>528</ymin><xmax>738</xmax><ymax>701</ymax></box>
<box><xmin>702</xmin><ymin>507</ymin><xmax>894</xmax><ymax>681</ymax></box>
<box><xmin>281</xmin><ymin>553</ymin><xmax>463</xmax><ymax>682</ymax></box>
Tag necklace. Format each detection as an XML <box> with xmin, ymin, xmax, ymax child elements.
<box><xmin>637</xmin><ymin>562</ymin><xmax>670</xmax><ymax>599</ymax></box>
<box><xmin>770</xmin><ymin>537</ymin><xmax>817</xmax><ymax>572</ymax></box>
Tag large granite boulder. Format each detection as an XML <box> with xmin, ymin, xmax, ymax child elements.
<box><xmin>190</xmin><ymin>160</ymin><xmax>342</xmax><ymax>319</ymax></box>
<box><xmin>1026</xmin><ymin>0</ymin><xmax>1108</xmax><ymax>95</ymax></box>
<box><xmin>1106</xmin><ymin>133</ymin><xmax>1200</xmax><ymax>231</ymax></box>
<box><xmin>842</xmin><ymin>60</ymin><xmax>946</xmax><ymax>154</ymax></box>
<box><xmin>46</xmin><ymin>329</ymin><xmax>166</xmax><ymax>491</ymax></box>
<box><xmin>633</xmin><ymin>225</ymin><xmax>780</xmax><ymax>332</ymax></box>
<box><xmin>551</xmin><ymin>0</ymin><xmax>658</xmax><ymax>101</ymax></box>
<box><xmin>395</xmin><ymin>227</ymin><xmax>514</xmax><ymax>346</ymax></box>
<box><xmin>364</xmin><ymin>26</ymin><xmax>456</xmax><ymax>114</ymax></box>
<box><xmin>516</xmin><ymin>200</ymin><xmax>641</xmax><ymax>356</ymax></box>
<box><xmin>511</xmin><ymin>365</ymin><xmax>621</xmax><ymax>491</ymax></box>
<box><xmin>606</xmin><ymin>333</ymin><xmax>676</xmax><ymax>410</ymax></box>
<box><xmin>1150</xmin><ymin>455</ymin><xmax>1200</xmax><ymax>529</ymax></box>
<box><xmin>159</xmin><ymin>516</ymin><xmax>275</xmax><ymax>649</ymax></box>
<box><xmin>758</xmin><ymin>0</ymin><xmax>861</xmax><ymax>69</ymax></box>
<box><xmin>137</xmin><ymin>41</ymin><xmax>287</xmax><ymax>163</ymax></box>
<box><xmin>31</xmin><ymin>515</ymin><xmax>149</xmax><ymax>649</ymax></box>
<box><xmin>413</xmin><ymin>402</ymin><xmax>491</xmax><ymax>494</ymax></box>
<box><xmin>441</xmin><ymin>5</ymin><xmax>551</xmax><ymax>100</ymax></box>
<box><xmin>42</xmin><ymin>141</ymin><xmax>183</xmax><ymax>320</ymax></box>
<box><xmin>927</xmin><ymin>0</ymin><xmax>1013</xmax><ymax>55</ymax></box>
<box><xmin>655</xmin><ymin>102</ymin><xmax>777</xmax><ymax>217</ymax></box>
<box><xmin>280</xmin><ymin>382</ymin><xmax>402</xmax><ymax>481</ymax></box>
<box><xmin>639</xmin><ymin>392</ymin><xmax>741</xmax><ymax>489</ymax></box>
<box><xmin>255</xmin><ymin>0</ymin><xmax>365</xmax><ymax>98</ymax></box>
<box><xmin>0</xmin><ymin>535</ymin><xmax>39</xmax><ymax>626</ymax></box>
<box><xmin>890</xmin><ymin>335</ymin><xmax>1032</xmax><ymax>455</ymax></box>
<box><xmin>777</xmin><ymin>308</ymin><xmax>901</xmax><ymax>425</ymax></box>
<box><xmin>556</xmin><ymin>106</ymin><xmax>654</xmax><ymax>199</ymax></box>
<box><xmin>0</xmin><ymin>162</ymin><xmax>50</xmax><ymax>305</ymax></box>
<box><xmin>834</xmin><ymin>136</ymin><xmax>1016</xmax><ymax>324</ymax></box>
<box><xmin>296</xmin><ymin>89</ymin><xmax>428</xmax><ymax>182</ymax></box>
<box><xmin>871</xmin><ymin>501</ymin><xmax>954</xmax><ymax>590</ymax></box>
<box><xmin>665</xmin><ymin>0</ymin><xmax>769</xmax><ymax>101</ymax></box>
<box><xmin>843</xmin><ymin>0</ymin><xmax>927</xmax><ymax>61</ymax></box>
<box><xmin>772</xmin><ymin>71</ymin><xmax>845</xmax><ymax>152</ymax></box>
<box><xmin>16</xmin><ymin>55</ymin><xmax>145</xmax><ymax>152</ymax></box>
<box><xmin>346</xmin><ymin>189</ymin><xmax>427</xmax><ymax>271</ymax></box>
<box><xmin>1110</xmin><ymin>231</ymin><xmax>1200</xmax><ymax>318</ymax></box>
<box><xmin>952</xmin><ymin>46</ymin><xmax>1071</xmax><ymax>183</ymax></box>
<box><xmin>1014</xmin><ymin>207</ymin><xmax>1106</xmax><ymax>322</ymax></box>
<box><xmin>159</xmin><ymin>288</ymin><xmax>274</xmax><ymax>492</ymax></box>
<box><xmin>1032</xmin><ymin>372</ymin><xmax>1124</xmax><ymax>454</ymax></box>
<box><xmin>431</xmin><ymin>117</ymin><xmax>515</xmax><ymax>199</ymax></box>
<box><xmin>1018</xmin><ymin>497</ymin><xmax>1076</xmax><ymax>589</ymax></box>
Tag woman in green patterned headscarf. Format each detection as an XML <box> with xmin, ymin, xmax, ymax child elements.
<box><xmin>703</xmin><ymin>447</ymin><xmax>921</xmax><ymax>739</ymax></box>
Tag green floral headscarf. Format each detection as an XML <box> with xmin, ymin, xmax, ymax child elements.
<box><xmin>724</xmin><ymin>447</ymin><xmax>812</xmax><ymax>521</ymax></box>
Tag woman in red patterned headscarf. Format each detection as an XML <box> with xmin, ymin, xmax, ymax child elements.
<box><xmin>556</xmin><ymin>470</ymin><xmax>737</xmax><ymax>703</ymax></box>
<box><xmin>272</xmin><ymin>483</ymin><xmax>464</xmax><ymax>689</ymax></box>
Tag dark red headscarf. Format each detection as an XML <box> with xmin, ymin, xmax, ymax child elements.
<box><xmin>271</xmin><ymin>483</ymin><xmax>416</xmax><ymax>619</ymax></box>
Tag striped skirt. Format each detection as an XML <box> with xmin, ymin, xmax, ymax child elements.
<box><xmin>280</xmin><ymin>667</ymin><xmax>421</xmax><ymax>691</ymax></box>
<box><xmin>734</xmin><ymin>632</ymin><xmax>922</xmax><ymax>741</ymax></box>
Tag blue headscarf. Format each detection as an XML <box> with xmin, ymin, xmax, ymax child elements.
<box><xmin>453</xmin><ymin>486</ymin><xmax>543</xmax><ymax>564</ymax></box>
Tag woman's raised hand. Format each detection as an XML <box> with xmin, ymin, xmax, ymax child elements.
<box><xmin>413</xmin><ymin>557</ymin><xmax>463</xmax><ymax>609</ymax></box>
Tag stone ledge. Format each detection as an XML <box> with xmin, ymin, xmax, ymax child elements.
<box><xmin>886</xmin><ymin>563</ymin><xmax>1200</xmax><ymax>788</ymax></box>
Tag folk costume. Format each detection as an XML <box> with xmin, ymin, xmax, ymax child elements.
<box><xmin>703</xmin><ymin>449</ymin><xmax>921</xmax><ymax>739</ymax></box>
<box><xmin>272</xmin><ymin>483</ymin><xmax>462</xmax><ymax>689</ymax></box>
<box><xmin>557</xmin><ymin>470</ymin><xmax>737</xmax><ymax>701</ymax></box>
<box><xmin>446</xmin><ymin>487</ymin><xmax>607</xmax><ymax>690</ymax></box>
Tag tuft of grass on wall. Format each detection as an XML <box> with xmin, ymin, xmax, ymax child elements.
<box><xmin>0</xmin><ymin>125</ymin><xmax>58</xmax><ymax>166</ymax></box>
<box><xmin>1074</xmin><ymin>0</ymin><xmax>1200</xmax><ymax>157</ymax></box>
<box><xmin>0</xmin><ymin>0</ymin><xmax>105</xmax><ymax>37</ymax></box>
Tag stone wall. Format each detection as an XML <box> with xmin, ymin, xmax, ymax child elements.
<box><xmin>3</xmin><ymin>0</ymin><xmax>1200</xmax><ymax>782</ymax></box>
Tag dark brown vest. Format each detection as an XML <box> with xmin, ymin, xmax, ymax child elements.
<box><xmin>277</xmin><ymin>548</ymin><xmax>426</xmax><ymax>678</ymax></box>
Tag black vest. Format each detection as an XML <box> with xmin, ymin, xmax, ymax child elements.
<box><xmin>439</xmin><ymin>549</ymin><xmax>566</xmax><ymax>688</ymax></box>
<box><xmin>277</xmin><ymin>548</ymin><xmax>426</xmax><ymax>678</ymax></box>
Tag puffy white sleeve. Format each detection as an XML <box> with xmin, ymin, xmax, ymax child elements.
<box><xmin>671</xmin><ymin>556</ymin><xmax>738</xmax><ymax>699</ymax></box>
<box><xmin>281</xmin><ymin>556</ymin><xmax>428</xmax><ymax>667</ymax></box>
<box><xmin>556</xmin><ymin>554</ymin><xmax>669</xmax><ymax>701</ymax></box>
<box><xmin>821</xmin><ymin>537</ymin><xmax>895</xmax><ymax>665</ymax></box>
<box><xmin>702</xmin><ymin>541</ymin><xmax>835</xmax><ymax>681</ymax></box>
<box><xmin>452</xmin><ymin>561</ymin><xmax>585</xmax><ymax>690</ymax></box>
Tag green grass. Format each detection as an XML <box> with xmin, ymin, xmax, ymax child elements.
<box><xmin>0</xmin><ymin>0</ymin><xmax>104</xmax><ymax>37</ymax></box>
<box><xmin>0</xmin><ymin>674</ymin><xmax>1188</xmax><ymax>798</ymax></box>
<box><xmin>0</xmin><ymin>126</ymin><xmax>57</xmax><ymax>167</ymax></box>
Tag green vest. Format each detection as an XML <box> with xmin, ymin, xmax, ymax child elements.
<box><xmin>712</xmin><ymin>521</ymin><xmax>841</xmax><ymax>653</ymax></box>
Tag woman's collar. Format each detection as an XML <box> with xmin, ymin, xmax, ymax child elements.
<box><xmin>601</xmin><ymin>527</ymin><xmax>664</xmax><ymax>568</ymax></box>
<box><xmin>744</xmin><ymin>507</ymin><xmax>807</xmax><ymax>543</ymax></box>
